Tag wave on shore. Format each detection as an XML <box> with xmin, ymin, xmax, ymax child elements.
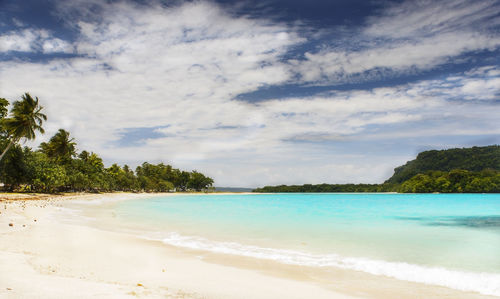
<box><xmin>161</xmin><ymin>232</ymin><xmax>500</xmax><ymax>296</ymax></box>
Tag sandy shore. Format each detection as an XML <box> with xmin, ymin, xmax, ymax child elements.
<box><xmin>0</xmin><ymin>192</ymin><xmax>496</xmax><ymax>299</ymax></box>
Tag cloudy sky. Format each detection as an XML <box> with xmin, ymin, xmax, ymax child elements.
<box><xmin>1</xmin><ymin>0</ymin><xmax>499</xmax><ymax>187</ymax></box>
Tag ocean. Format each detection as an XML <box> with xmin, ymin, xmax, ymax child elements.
<box><xmin>110</xmin><ymin>193</ymin><xmax>500</xmax><ymax>296</ymax></box>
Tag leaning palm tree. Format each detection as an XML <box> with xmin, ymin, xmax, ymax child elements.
<box><xmin>0</xmin><ymin>93</ymin><xmax>47</xmax><ymax>162</ymax></box>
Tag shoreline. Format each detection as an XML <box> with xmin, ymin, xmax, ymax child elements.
<box><xmin>0</xmin><ymin>191</ymin><xmax>255</xmax><ymax>200</ymax></box>
<box><xmin>0</xmin><ymin>192</ymin><xmax>497</xmax><ymax>299</ymax></box>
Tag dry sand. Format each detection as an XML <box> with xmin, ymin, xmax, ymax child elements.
<box><xmin>0</xmin><ymin>192</ymin><xmax>496</xmax><ymax>299</ymax></box>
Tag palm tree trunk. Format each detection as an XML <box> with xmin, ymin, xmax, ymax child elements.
<box><xmin>0</xmin><ymin>139</ymin><xmax>15</xmax><ymax>162</ymax></box>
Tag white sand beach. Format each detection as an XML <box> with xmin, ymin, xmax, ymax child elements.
<box><xmin>0</xmin><ymin>193</ymin><xmax>496</xmax><ymax>299</ymax></box>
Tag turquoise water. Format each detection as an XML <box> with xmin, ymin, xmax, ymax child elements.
<box><xmin>113</xmin><ymin>193</ymin><xmax>500</xmax><ymax>296</ymax></box>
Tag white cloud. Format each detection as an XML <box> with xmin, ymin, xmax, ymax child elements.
<box><xmin>0</xmin><ymin>28</ymin><xmax>73</xmax><ymax>53</ymax></box>
<box><xmin>1</xmin><ymin>0</ymin><xmax>499</xmax><ymax>186</ymax></box>
<box><xmin>364</xmin><ymin>0</ymin><xmax>500</xmax><ymax>39</ymax></box>
<box><xmin>0</xmin><ymin>1</ymin><xmax>300</xmax><ymax>163</ymax></box>
<box><xmin>460</xmin><ymin>78</ymin><xmax>500</xmax><ymax>100</ymax></box>
<box><xmin>295</xmin><ymin>0</ymin><xmax>500</xmax><ymax>83</ymax></box>
<box><xmin>0</xmin><ymin>29</ymin><xmax>38</xmax><ymax>52</ymax></box>
<box><xmin>296</xmin><ymin>32</ymin><xmax>500</xmax><ymax>83</ymax></box>
<box><xmin>42</xmin><ymin>38</ymin><xmax>73</xmax><ymax>53</ymax></box>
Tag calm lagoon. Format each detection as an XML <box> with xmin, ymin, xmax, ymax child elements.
<box><xmin>113</xmin><ymin>193</ymin><xmax>500</xmax><ymax>296</ymax></box>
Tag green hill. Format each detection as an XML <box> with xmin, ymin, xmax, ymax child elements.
<box><xmin>254</xmin><ymin>145</ymin><xmax>500</xmax><ymax>193</ymax></box>
<box><xmin>385</xmin><ymin>145</ymin><xmax>500</xmax><ymax>184</ymax></box>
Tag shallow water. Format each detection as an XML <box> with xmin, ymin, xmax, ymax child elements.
<box><xmin>113</xmin><ymin>193</ymin><xmax>500</xmax><ymax>296</ymax></box>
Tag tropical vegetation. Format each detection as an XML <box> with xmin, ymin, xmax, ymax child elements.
<box><xmin>0</xmin><ymin>94</ymin><xmax>214</xmax><ymax>193</ymax></box>
<box><xmin>254</xmin><ymin>146</ymin><xmax>500</xmax><ymax>193</ymax></box>
<box><xmin>0</xmin><ymin>93</ymin><xmax>46</xmax><ymax>162</ymax></box>
<box><xmin>385</xmin><ymin>145</ymin><xmax>500</xmax><ymax>184</ymax></box>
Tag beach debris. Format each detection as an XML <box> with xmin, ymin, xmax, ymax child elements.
<box><xmin>23</xmin><ymin>224</ymin><xmax>25</xmax><ymax>227</ymax></box>
<box><xmin>8</xmin><ymin>223</ymin><xmax>13</xmax><ymax>227</ymax></box>
<box><xmin>6</xmin><ymin>288</ymin><xmax>12</xmax><ymax>291</ymax></box>
<box><xmin>34</xmin><ymin>219</ymin><xmax>37</xmax><ymax>222</ymax></box>
<box><xmin>137</xmin><ymin>283</ymin><xmax>144</xmax><ymax>287</ymax></box>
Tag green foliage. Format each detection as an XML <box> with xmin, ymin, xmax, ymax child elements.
<box><xmin>136</xmin><ymin>162</ymin><xmax>174</xmax><ymax>192</ymax></box>
<box><xmin>0</xmin><ymin>93</ymin><xmax>46</xmax><ymax>163</ymax></box>
<box><xmin>386</xmin><ymin>146</ymin><xmax>500</xmax><ymax>184</ymax></box>
<box><xmin>254</xmin><ymin>169</ymin><xmax>500</xmax><ymax>193</ymax></box>
<box><xmin>0</xmin><ymin>98</ymin><xmax>9</xmax><ymax>139</ymax></box>
<box><xmin>0</xmin><ymin>129</ymin><xmax>214</xmax><ymax>193</ymax></box>
<box><xmin>39</xmin><ymin>129</ymin><xmax>76</xmax><ymax>164</ymax></box>
<box><xmin>398</xmin><ymin>169</ymin><xmax>500</xmax><ymax>193</ymax></box>
<box><xmin>0</xmin><ymin>98</ymin><xmax>9</xmax><ymax>120</ymax></box>
<box><xmin>188</xmin><ymin>171</ymin><xmax>214</xmax><ymax>191</ymax></box>
<box><xmin>254</xmin><ymin>145</ymin><xmax>500</xmax><ymax>193</ymax></box>
<box><xmin>253</xmin><ymin>183</ymin><xmax>381</xmax><ymax>193</ymax></box>
<box><xmin>0</xmin><ymin>93</ymin><xmax>214</xmax><ymax>193</ymax></box>
<box><xmin>66</xmin><ymin>151</ymin><xmax>107</xmax><ymax>192</ymax></box>
<box><xmin>26</xmin><ymin>151</ymin><xmax>67</xmax><ymax>193</ymax></box>
<box><xmin>173</xmin><ymin>170</ymin><xmax>190</xmax><ymax>191</ymax></box>
<box><xmin>0</xmin><ymin>143</ymin><xmax>30</xmax><ymax>190</ymax></box>
<box><xmin>0</xmin><ymin>98</ymin><xmax>213</xmax><ymax>193</ymax></box>
<box><xmin>134</xmin><ymin>163</ymin><xmax>212</xmax><ymax>192</ymax></box>
<box><xmin>2</xmin><ymin>93</ymin><xmax>46</xmax><ymax>141</ymax></box>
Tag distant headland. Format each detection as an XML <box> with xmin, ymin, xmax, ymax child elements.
<box><xmin>253</xmin><ymin>145</ymin><xmax>500</xmax><ymax>193</ymax></box>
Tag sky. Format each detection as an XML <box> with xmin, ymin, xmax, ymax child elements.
<box><xmin>0</xmin><ymin>0</ymin><xmax>499</xmax><ymax>187</ymax></box>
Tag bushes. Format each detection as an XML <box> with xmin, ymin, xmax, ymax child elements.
<box><xmin>398</xmin><ymin>169</ymin><xmax>500</xmax><ymax>193</ymax></box>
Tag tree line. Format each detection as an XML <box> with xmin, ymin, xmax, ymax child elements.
<box><xmin>253</xmin><ymin>169</ymin><xmax>500</xmax><ymax>193</ymax></box>
<box><xmin>254</xmin><ymin>145</ymin><xmax>500</xmax><ymax>193</ymax></box>
<box><xmin>0</xmin><ymin>93</ymin><xmax>214</xmax><ymax>193</ymax></box>
<box><xmin>398</xmin><ymin>169</ymin><xmax>499</xmax><ymax>193</ymax></box>
<box><xmin>254</xmin><ymin>183</ymin><xmax>382</xmax><ymax>193</ymax></box>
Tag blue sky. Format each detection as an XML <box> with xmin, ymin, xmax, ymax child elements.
<box><xmin>1</xmin><ymin>0</ymin><xmax>499</xmax><ymax>187</ymax></box>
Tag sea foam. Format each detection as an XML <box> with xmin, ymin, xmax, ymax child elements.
<box><xmin>162</xmin><ymin>232</ymin><xmax>500</xmax><ymax>297</ymax></box>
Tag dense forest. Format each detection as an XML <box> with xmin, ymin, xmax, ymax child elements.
<box><xmin>0</xmin><ymin>93</ymin><xmax>214</xmax><ymax>193</ymax></box>
<box><xmin>385</xmin><ymin>145</ymin><xmax>500</xmax><ymax>183</ymax></box>
<box><xmin>254</xmin><ymin>146</ymin><xmax>500</xmax><ymax>193</ymax></box>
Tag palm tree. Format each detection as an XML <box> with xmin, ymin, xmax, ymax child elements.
<box><xmin>0</xmin><ymin>98</ymin><xmax>8</xmax><ymax>120</ymax></box>
<box><xmin>39</xmin><ymin>129</ymin><xmax>76</xmax><ymax>163</ymax></box>
<box><xmin>0</xmin><ymin>93</ymin><xmax>47</xmax><ymax>162</ymax></box>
